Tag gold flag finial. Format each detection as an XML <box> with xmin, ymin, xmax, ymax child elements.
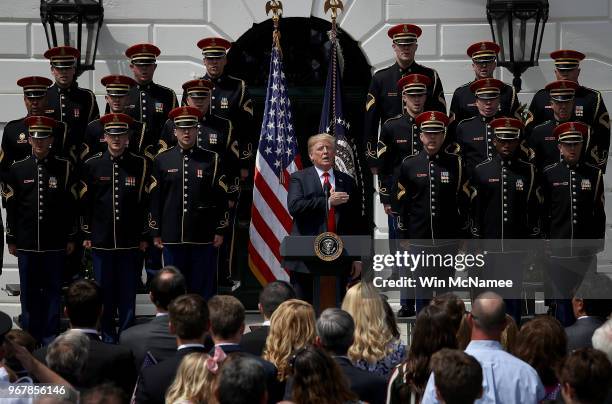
<box><xmin>324</xmin><ymin>0</ymin><xmax>344</xmax><ymax>20</ymax></box>
<box><xmin>266</xmin><ymin>0</ymin><xmax>283</xmax><ymax>25</ymax></box>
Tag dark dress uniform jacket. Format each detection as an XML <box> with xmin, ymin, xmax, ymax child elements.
<box><xmin>541</xmin><ymin>161</ymin><xmax>605</xmax><ymax>240</ymax></box>
<box><xmin>456</xmin><ymin>115</ymin><xmax>534</xmax><ymax>179</ymax></box>
<box><xmin>395</xmin><ymin>150</ymin><xmax>469</xmax><ymax>240</ymax></box>
<box><xmin>470</xmin><ymin>155</ymin><xmax>540</xmax><ymax>239</ymax></box>
<box><xmin>527</xmin><ymin>86</ymin><xmax>610</xmax><ymax>170</ymax></box>
<box><xmin>287</xmin><ymin>166</ymin><xmax>362</xmax><ymax>237</ymax></box>
<box><xmin>450</xmin><ymin>81</ymin><xmax>520</xmax><ymax>124</ymax></box>
<box><xmin>183</xmin><ymin>72</ymin><xmax>255</xmax><ymax>168</ymax></box>
<box><xmin>149</xmin><ymin>146</ymin><xmax>229</xmax><ymax>244</ymax></box>
<box><xmin>80</xmin><ymin>118</ymin><xmax>153</xmax><ymax>162</ymax></box>
<box><xmin>80</xmin><ymin>150</ymin><xmax>150</xmax><ymax>249</ymax></box>
<box><xmin>124</xmin><ymin>81</ymin><xmax>178</xmax><ymax>146</ymax></box>
<box><xmin>0</xmin><ymin>117</ymin><xmax>69</xmax><ymax>180</ymax></box>
<box><xmin>364</xmin><ymin>62</ymin><xmax>446</xmax><ymax>166</ymax></box>
<box><xmin>158</xmin><ymin>115</ymin><xmax>240</xmax><ymax>199</ymax></box>
<box><xmin>47</xmin><ymin>82</ymin><xmax>100</xmax><ymax>160</ymax></box>
<box><xmin>377</xmin><ymin>114</ymin><xmax>422</xmax><ymax>204</ymax></box>
<box><xmin>4</xmin><ymin>154</ymin><xmax>77</xmax><ymax>251</ymax></box>
<box><xmin>527</xmin><ymin>119</ymin><xmax>598</xmax><ymax>172</ymax></box>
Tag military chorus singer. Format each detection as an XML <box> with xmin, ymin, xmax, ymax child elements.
<box><xmin>0</xmin><ymin>20</ymin><xmax>609</xmax><ymax>343</ymax></box>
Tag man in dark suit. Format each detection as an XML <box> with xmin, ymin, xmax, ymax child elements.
<box><xmin>208</xmin><ymin>295</ymin><xmax>283</xmax><ymax>404</ymax></box>
<box><xmin>135</xmin><ymin>293</ymin><xmax>213</xmax><ymax>404</ymax></box>
<box><xmin>33</xmin><ymin>280</ymin><xmax>136</xmax><ymax>395</ymax></box>
<box><xmin>566</xmin><ymin>277</ymin><xmax>609</xmax><ymax>352</ymax></box>
<box><xmin>241</xmin><ymin>280</ymin><xmax>295</xmax><ymax>356</ymax></box>
<box><xmin>315</xmin><ymin>308</ymin><xmax>387</xmax><ymax>404</ymax></box>
<box><xmin>286</xmin><ymin>133</ymin><xmax>363</xmax><ymax>302</ymax></box>
<box><xmin>119</xmin><ymin>266</ymin><xmax>186</xmax><ymax>369</ymax></box>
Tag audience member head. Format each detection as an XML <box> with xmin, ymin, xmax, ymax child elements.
<box><xmin>3</xmin><ymin>330</ymin><xmax>37</xmax><ymax>376</ymax></box>
<box><xmin>46</xmin><ymin>330</ymin><xmax>89</xmax><ymax>384</ymax></box>
<box><xmin>469</xmin><ymin>292</ymin><xmax>507</xmax><ymax>340</ymax></box>
<box><xmin>500</xmin><ymin>314</ymin><xmax>519</xmax><ymax>352</ymax></box>
<box><xmin>398</xmin><ymin>305</ymin><xmax>458</xmax><ymax>401</ymax></box>
<box><xmin>571</xmin><ymin>273</ymin><xmax>612</xmax><ymax>319</ymax></box>
<box><xmin>258</xmin><ymin>281</ymin><xmax>295</xmax><ymax>320</ymax></box>
<box><xmin>513</xmin><ymin>316</ymin><xmax>567</xmax><ymax>387</ymax></box>
<box><xmin>208</xmin><ymin>295</ymin><xmax>245</xmax><ymax>344</ymax></box>
<box><xmin>81</xmin><ymin>383</ymin><xmax>126</xmax><ymax>404</ymax></box>
<box><xmin>166</xmin><ymin>352</ymin><xmax>219</xmax><ymax>404</ymax></box>
<box><xmin>216</xmin><ymin>354</ymin><xmax>267</xmax><ymax>404</ymax></box>
<box><xmin>168</xmin><ymin>294</ymin><xmax>210</xmax><ymax>343</ymax></box>
<box><xmin>558</xmin><ymin>348</ymin><xmax>612</xmax><ymax>404</ymax></box>
<box><xmin>342</xmin><ymin>282</ymin><xmax>396</xmax><ymax>365</ymax></box>
<box><xmin>263</xmin><ymin>299</ymin><xmax>316</xmax><ymax>381</ymax></box>
<box><xmin>592</xmin><ymin>318</ymin><xmax>612</xmax><ymax>362</ymax></box>
<box><xmin>431</xmin><ymin>293</ymin><xmax>466</xmax><ymax>334</ymax></box>
<box><xmin>316</xmin><ymin>308</ymin><xmax>354</xmax><ymax>356</ymax></box>
<box><xmin>381</xmin><ymin>295</ymin><xmax>401</xmax><ymax>339</ymax></box>
<box><xmin>65</xmin><ymin>279</ymin><xmax>102</xmax><ymax>329</ymax></box>
<box><xmin>290</xmin><ymin>345</ymin><xmax>357</xmax><ymax>404</ymax></box>
<box><xmin>150</xmin><ymin>266</ymin><xmax>186</xmax><ymax>312</ymax></box>
<box><xmin>431</xmin><ymin>348</ymin><xmax>483</xmax><ymax>404</ymax></box>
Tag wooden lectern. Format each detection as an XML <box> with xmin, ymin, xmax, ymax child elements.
<box><xmin>281</xmin><ymin>235</ymin><xmax>370</xmax><ymax>313</ymax></box>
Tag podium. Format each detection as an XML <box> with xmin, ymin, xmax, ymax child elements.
<box><xmin>280</xmin><ymin>235</ymin><xmax>371</xmax><ymax>313</ymax></box>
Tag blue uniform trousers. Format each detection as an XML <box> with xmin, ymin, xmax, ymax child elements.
<box><xmin>92</xmin><ymin>249</ymin><xmax>141</xmax><ymax>343</ymax></box>
<box><xmin>163</xmin><ymin>244</ymin><xmax>217</xmax><ymax>300</ymax></box>
<box><xmin>17</xmin><ymin>251</ymin><xmax>64</xmax><ymax>345</ymax></box>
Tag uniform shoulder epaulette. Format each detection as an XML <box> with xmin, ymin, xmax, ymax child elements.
<box><xmin>84</xmin><ymin>152</ymin><xmax>103</xmax><ymax>164</ymax></box>
<box><xmin>458</xmin><ymin>81</ymin><xmax>472</xmax><ymax>89</ymax></box>
<box><xmin>226</xmin><ymin>75</ymin><xmax>246</xmax><ymax>86</ymax></box>
<box><xmin>580</xmin><ymin>85</ymin><xmax>601</xmax><ymax>96</ymax></box>
<box><xmin>5</xmin><ymin>117</ymin><xmax>26</xmax><ymax>127</ymax></box>
<box><xmin>156</xmin><ymin>146</ymin><xmax>175</xmax><ymax>158</ymax></box>
<box><xmin>156</xmin><ymin>83</ymin><xmax>176</xmax><ymax>94</ymax></box>
<box><xmin>457</xmin><ymin>115</ymin><xmax>478</xmax><ymax>126</ymax></box>
<box><xmin>584</xmin><ymin>162</ymin><xmax>603</xmax><ymax>173</ymax></box>
<box><xmin>401</xmin><ymin>153</ymin><xmax>419</xmax><ymax>164</ymax></box>
<box><xmin>474</xmin><ymin>158</ymin><xmax>493</xmax><ymax>169</ymax></box>
<box><xmin>197</xmin><ymin>146</ymin><xmax>220</xmax><ymax>158</ymax></box>
<box><xmin>11</xmin><ymin>156</ymin><xmax>30</xmax><ymax>166</ymax></box>
<box><xmin>383</xmin><ymin>114</ymin><xmax>403</xmax><ymax>125</ymax></box>
<box><xmin>516</xmin><ymin>157</ymin><xmax>534</xmax><ymax>167</ymax></box>
<box><xmin>532</xmin><ymin>120</ymin><xmax>553</xmax><ymax>131</ymax></box>
<box><xmin>128</xmin><ymin>151</ymin><xmax>146</xmax><ymax>160</ymax></box>
<box><xmin>543</xmin><ymin>162</ymin><xmax>560</xmax><ymax>172</ymax></box>
<box><xmin>373</xmin><ymin>64</ymin><xmax>393</xmax><ymax>76</ymax></box>
<box><xmin>80</xmin><ymin>87</ymin><xmax>95</xmax><ymax>96</ymax></box>
<box><xmin>54</xmin><ymin>155</ymin><xmax>73</xmax><ymax>168</ymax></box>
<box><xmin>211</xmin><ymin>113</ymin><xmax>231</xmax><ymax>124</ymax></box>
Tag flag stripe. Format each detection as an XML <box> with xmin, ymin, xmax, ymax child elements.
<box><xmin>252</xmin><ymin>186</ymin><xmax>288</xmax><ymax>241</ymax></box>
<box><xmin>250</xmin><ymin>205</ymin><xmax>282</xmax><ymax>263</ymax></box>
<box><xmin>254</xmin><ymin>168</ymin><xmax>292</xmax><ymax>233</ymax></box>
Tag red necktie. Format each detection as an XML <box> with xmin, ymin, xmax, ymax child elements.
<box><xmin>323</xmin><ymin>172</ymin><xmax>336</xmax><ymax>233</ymax></box>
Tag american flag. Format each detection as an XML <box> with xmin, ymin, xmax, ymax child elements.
<box><xmin>248</xmin><ymin>41</ymin><xmax>302</xmax><ymax>285</ymax></box>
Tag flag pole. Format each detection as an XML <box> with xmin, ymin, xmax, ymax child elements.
<box><xmin>266</xmin><ymin>0</ymin><xmax>283</xmax><ymax>51</ymax></box>
<box><xmin>324</xmin><ymin>0</ymin><xmax>343</xmax><ymax>137</ymax></box>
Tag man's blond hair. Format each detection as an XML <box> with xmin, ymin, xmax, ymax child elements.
<box><xmin>307</xmin><ymin>133</ymin><xmax>336</xmax><ymax>153</ymax></box>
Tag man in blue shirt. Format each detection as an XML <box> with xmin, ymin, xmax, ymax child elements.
<box><xmin>421</xmin><ymin>292</ymin><xmax>545</xmax><ymax>404</ymax></box>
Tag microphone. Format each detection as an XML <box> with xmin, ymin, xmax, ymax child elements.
<box><xmin>324</xmin><ymin>181</ymin><xmax>331</xmax><ymax>232</ymax></box>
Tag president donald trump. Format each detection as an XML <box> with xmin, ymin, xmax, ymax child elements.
<box><xmin>287</xmin><ymin>133</ymin><xmax>363</xmax><ymax>302</ymax></box>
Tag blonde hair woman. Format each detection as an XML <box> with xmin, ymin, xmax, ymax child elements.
<box><xmin>165</xmin><ymin>348</ymin><xmax>226</xmax><ymax>404</ymax></box>
<box><xmin>342</xmin><ymin>282</ymin><xmax>406</xmax><ymax>376</ymax></box>
<box><xmin>263</xmin><ymin>299</ymin><xmax>317</xmax><ymax>381</ymax></box>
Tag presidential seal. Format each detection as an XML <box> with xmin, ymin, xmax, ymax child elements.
<box><xmin>314</xmin><ymin>232</ymin><xmax>343</xmax><ymax>262</ymax></box>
